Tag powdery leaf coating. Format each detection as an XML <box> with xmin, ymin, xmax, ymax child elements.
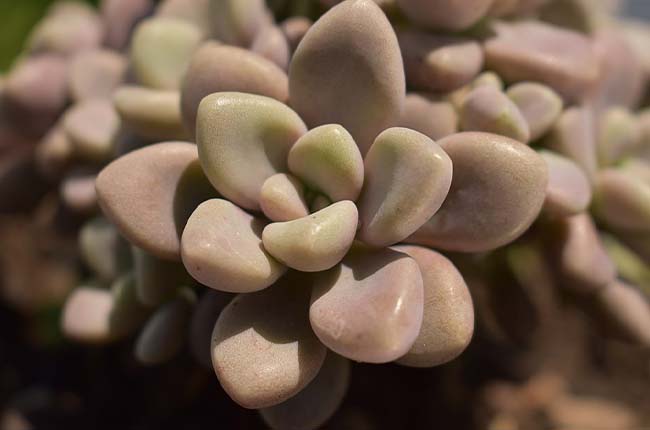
<box><xmin>358</xmin><ymin>127</ymin><xmax>452</xmax><ymax>248</ymax></box>
<box><xmin>61</xmin><ymin>287</ymin><xmax>114</xmax><ymax>343</ymax></box>
<box><xmin>101</xmin><ymin>0</ymin><xmax>153</xmax><ymax>50</ymax></box>
<box><xmin>181</xmin><ymin>199</ymin><xmax>287</xmax><ymax>292</ymax></box>
<box><xmin>157</xmin><ymin>0</ymin><xmax>211</xmax><ymax>36</ymax></box>
<box><xmin>133</xmin><ymin>247</ymin><xmax>190</xmax><ymax>307</ymax></box>
<box><xmin>260</xmin><ymin>173</ymin><xmax>310</xmax><ymax>222</ymax></box>
<box><xmin>446</xmin><ymin>71</ymin><xmax>504</xmax><ymax>112</ymax></box>
<box><xmin>484</xmin><ymin>21</ymin><xmax>600</xmax><ymax>103</ymax></box>
<box><xmin>460</xmin><ymin>86</ymin><xmax>531</xmax><ymax>143</ymax></box>
<box><xmin>594</xmin><ymin>281</ymin><xmax>650</xmax><ymax>347</ymax></box>
<box><xmin>310</xmin><ymin>245</ymin><xmax>424</xmax><ymax>363</ymax></box>
<box><xmin>539</xmin><ymin>150</ymin><xmax>592</xmax><ymax>218</ymax></box>
<box><xmin>181</xmin><ymin>43</ymin><xmax>289</xmax><ymax>135</ymax></box>
<box><xmin>196</xmin><ymin>92</ymin><xmax>306</xmax><ymax>210</ymax></box>
<box><xmin>550</xmin><ymin>213</ymin><xmax>616</xmax><ymax>294</ymax></box>
<box><xmin>209</xmin><ymin>0</ymin><xmax>271</xmax><ymax>47</ymax></box>
<box><xmin>596</xmin><ymin>107</ymin><xmax>640</xmax><ymax>167</ymax></box>
<box><xmin>396</xmin><ymin>0</ymin><xmax>493</xmax><ymax>31</ymax></box>
<box><xmin>280</xmin><ymin>16</ymin><xmax>312</xmax><ymax>52</ymax></box>
<box><xmin>398</xmin><ymin>30</ymin><xmax>484</xmax><ymax>92</ymax></box>
<box><xmin>506</xmin><ymin>82</ymin><xmax>563</xmax><ymax>141</ymax></box>
<box><xmin>260</xmin><ymin>352</ymin><xmax>350</xmax><ymax>430</ymax></box>
<box><xmin>68</xmin><ymin>49</ymin><xmax>127</xmax><ymax>102</ymax></box>
<box><xmin>262</xmin><ymin>201</ymin><xmax>358</xmax><ymax>272</ymax></box>
<box><xmin>60</xmin><ymin>170</ymin><xmax>99</xmax><ymax>214</ymax></box>
<box><xmin>79</xmin><ymin>217</ymin><xmax>129</xmax><ymax>283</ymax></box>
<box><xmin>289</xmin><ymin>0</ymin><xmax>405</xmax><ymax>154</ymax></box>
<box><xmin>131</xmin><ymin>17</ymin><xmax>202</xmax><ymax>90</ymax></box>
<box><xmin>212</xmin><ymin>276</ymin><xmax>327</xmax><ymax>409</ymax></box>
<box><xmin>397</xmin><ymin>93</ymin><xmax>458</xmax><ymax>141</ymax></box>
<box><xmin>189</xmin><ymin>291</ymin><xmax>233</xmax><ymax>369</ymax></box>
<box><xmin>592</xmin><ymin>168</ymin><xmax>650</xmax><ymax>233</ymax></box>
<box><xmin>542</xmin><ymin>106</ymin><xmax>598</xmax><ymax>182</ymax></box>
<box><xmin>251</xmin><ymin>25</ymin><xmax>291</xmax><ymax>70</ymax></box>
<box><xmin>135</xmin><ymin>290</ymin><xmax>196</xmax><ymax>365</ymax></box>
<box><xmin>409</xmin><ymin>132</ymin><xmax>547</xmax><ymax>253</ymax></box>
<box><xmin>393</xmin><ymin>245</ymin><xmax>474</xmax><ymax>368</ymax></box>
<box><xmin>63</xmin><ymin>100</ymin><xmax>120</xmax><ymax>162</ymax></box>
<box><xmin>96</xmin><ymin>142</ymin><xmax>217</xmax><ymax>261</ymax></box>
<box><xmin>114</xmin><ymin>86</ymin><xmax>188</xmax><ymax>140</ymax></box>
<box><xmin>288</xmin><ymin>124</ymin><xmax>364</xmax><ymax>202</ymax></box>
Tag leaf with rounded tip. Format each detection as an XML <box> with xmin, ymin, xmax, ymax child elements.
<box><xmin>196</xmin><ymin>92</ymin><xmax>306</xmax><ymax>210</ymax></box>
<box><xmin>133</xmin><ymin>247</ymin><xmax>191</xmax><ymax>306</ymax></box>
<box><xmin>260</xmin><ymin>352</ymin><xmax>350</xmax><ymax>430</ymax></box>
<box><xmin>212</xmin><ymin>275</ymin><xmax>327</xmax><ymax>409</ymax></box>
<box><xmin>592</xmin><ymin>168</ymin><xmax>650</xmax><ymax>233</ymax></box>
<box><xmin>397</xmin><ymin>93</ymin><xmax>457</xmax><ymax>141</ymax></box>
<box><xmin>280</xmin><ymin>16</ymin><xmax>312</xmax><ymax>52</ymax></box>
<box><xmin>79</xmin><ymin>217</ymin><xmax>131</xmax><ymax>282</ymax></box>
<box><xmin>96</xmin><ymin>142</ymin><xmax>217</xmax><ymax>261</ymax></box>
<box><xmin>546</xmin><ymin>213</ymin><xmax>616</xmax><ymax>294</ymax></box>
<box><xmin>181</xmin><ymin>43</ymin><xmax>289</xmax><ymax>135</ymax></box>
<box><xmin>61</xmin><ymin>287</ymin><xmax>114</xmax><ymax>343</ymax></box>
<box><xmin>68</xmin><ymin>49</ymin><xmax>127</xmax><ymax>102</ymax></box>
<box><xmin>408</xmin><ymin>132</ymin><xmax>548</xmax><ymax>252</ymax></box>
<box><xmin>110</xmin><ymin>272</ymin><xmax>151</xmax><ymax>336</ymax></box>
<box><xmin>60</xmin><ymin>169</ymin><xmax>99</xmax><ymax>214</ymax></box>
<box><xmin>288</xmin><ymin>124</ymin><xmax>363</xmax><ymax>202</ymax></box>
<box><xmin>310</xmin><ymin>244</ymin><xmax>423</xmax><ymax>363</ymax></box>
<box><xmin>484</xmin><ymin>21</ymin><xmax>599</xmax><ymax>103</ymax></box>
<box><xmin>208</xmin><ymin>0</ymin><xmax>271</xmax><ymax>47</ymax></box>
<box><xmin>156</xmin><ymin>0</ymin><xmax>210</xmax><ymax>36</ymax></box>
<box><xmin>35</xmin><ymin>126</ymin><xmax>73</xmax><ymax>179</ymax></box>
<box><xmin>593</xmin><ymin>281</ymin><xmax>650</xmax><ymax>347</ymax></box>
<box><xmin>114</xmin><ymin>86</ymin><xmax>188</xmax><ymax>141</ymax></box>
<box><xmin>102</xmin><ymin>0</ymin><xmax>154</xmax><ymax>50</ymax></box>
<box><xmin>539</xmin><ymin>150</ymin><xmax>592</xmax><ymax>218</ymax></box>
<box><xmin>181</xmin><ymin>199</ymin><xmax>286</xmax><ymax>292</ymax></box>
<box><xmin>131</xmin><ymin>17</ymin><xmax>202</xmax><ymax>90</ymax></box>
<box><xmin>398</xmin><ymin>30</ymin><xmax>483</xmax><ymax>92</ymax></box>
<box><xmin>358</xmin><ymin>127</ymin><xmax>452</xmax><ymax>248</ymax></box>
<box><xmin>393</xmin><ymin>245</ymin><xmax>474</xmax><ymax>368</ymax></box>
<box><xmin>189</xmin><ymin>291</ymin><xmax>233</xmax><ymax>369</ymax></box>
<box><xmin>460</xmin><ymin>86</ymin><xmax>530</xmax><ymax>143</ymax></box>
<box><xmin>506</xmin><ymin>82</ymin><xmax>563</xmax><ymax>141</ymax></box>
<box><xmin>395</xmin><ymin>0</ymin><xmax>492</xmax><ymax>31</ymax></box>
<box><xmin>262</xmin><ymin>201</ymin><xmax>358</xmax><ymax>272</ymax></box>
<box><xmin>542</xmin><ymin>106</ymin><xmax>598</xmax><ymax>182</ymax></box>
<box><xmin>251</xmin><ymin>25</ymin><xmax>291</xmax><ymax>70</ymax></box>
<box><xmin>289</xmin><ymin>0</ymin><xmax>405</xmax><ymax>154</ymax></box>
<box><xmin>260</xmin><ymin>173</ymin><xmax>310</xmax><ymax>222</ymax></box>
<box><xmin>63</xmin><ymin>100</ymin><xmax>120</xmax><ymax>162</ymax></box>
<box><xmin>596</xmin><ymin>107</ymin><xmax>640</xmax><ymax>167</ymax></box>
<box><xmin>135</xmin><ymin>289</ymin><xmax>196</xmax><ymax>365</ymax></box>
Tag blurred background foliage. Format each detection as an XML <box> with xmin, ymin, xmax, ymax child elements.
<box><xmin>0</xmin><ymin>0</ymin><xmax>98</xmax><ymax>72</ymax></box>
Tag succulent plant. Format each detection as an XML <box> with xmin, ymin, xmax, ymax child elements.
<box><xmin>2</xmin><ymin>0</ymin><xmax>650</xmax><ymax>428</ymax></box>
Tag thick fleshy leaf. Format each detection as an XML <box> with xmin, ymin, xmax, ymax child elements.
<box><xmin>260</xmin><ymin>173</ymin><xmax>310</xmax><ymax>222</ymax></box>
<box><xmin>398</xmin><ymin>30</ymin><xmax>483</xmax><ymax>92</ymax></box>
<box><xmin>196</xmin><ymin>92</ymin><xmax>306</xmax><ymax>210</ymax></box>
<box><xmin>96</xmin><ymin>142</ymin><xmax>217</xmax><ymax>261</ymax></box>
<box><xmin>101</xmin><ymin>0</ymin><xmax>153</xmax><ymax>50</ymax></box>
<box><xmin>358</xmin><ymin>127</ymin><xmax>452</xmax><ymax>247</ymax></box>
<box><xmin>409</xmin><ymin>132</ymin><xmax>547</xmax><ymax>252</ymax></box>
<box><xmin>395</xmin><ymin>0</ymin><xmax>492</xmax><ymax>31</ymax></box>
<box><xmin>63</xmin><ymin>100</ymin><xmax>120</xmax><ymax>162</ymax></box>
<box><xmin>546</xmin><ymin>213</ymin><xmax>616</xmax><ymax>294</ymax></box>
<box><xmin>460</xmin><ymin>86</ymin><xmax>530</xmax><ymax>143</ymax></box>
<box><xmin>592</xmin><ymin>168</ymin><xmax>650</xmax><ymax>233</ymax></box>
<box><xmin>596</xmin><ymin>107</ymin><xmax>639</xmax><ymax>167</ymax></box>
<box><xmin>484</xmin><ymin>21</ymin><xmax>599</xmax><ymax>103</ymax></box>
<box><xmin>79</xmin><ymin>217</ymin><xmax>130</xmax><ymax>282</ymax></box>
<box><xmin>397</xmin><ymin>93</ymin><xmax>457</xmax><ymax>141</ymax></box>
<box><xmin>208</xmin><ymin>0</ymin><xmax>271</xmax><ymax>47</ymax></box>
<box><xmin>189</xmin><ymin>291</ymin><xmax>233</xmax><ymax>369</ymax></box>
<box><xmin>156</xmin><ymin>0</ymin><xmax>211</xmax><ymax>36</ymax></box>
<box><xmin>260</xmin><ymin>352</ymin><xmax>350</xmax><ymax>430</ymax></box>
<box><xmin>61</xmin><ymin>287</ymin><xmax>116</xmax><ymax>344</ymax></box>
<box><xmin>133</xmin><ymin>247</ymin><xmax>190</xmax><ymax>306</ymax></box>
<box><xmin>280</xmin><ymin>16</ymin><xmax>312</xmax><ymax>52</ymax></box>
<box><xmin>262</xmin><ymin>201</ymin><xmax>358</xmax><ymax>272</ymax></box>
<box><xmin>542</xmin><ymin>106</ymin><xmax>598</xmax><ymax>182</ymax></box>
<box><xmin>181</xmin><ymin>199</ymin><xmax>286</xmax><ymax>292</ymax></box>
<box><xmin>109</xmin><ymin>272</ymin><xmax>151</xmax><ymax>336</ymax></box>
<box><xmin>181</xmin><ymin>43</ymin><xmax>289</xmax><ymax>135</ymax></box>
<box><xmin>310</xmin><ymin>244</ymin><xmax>423</xmax><ymax>363</ymax></box>
<box><xmin>394</xmin><ymin>245</ymin><xmax>474</xmax><ymax>368</ymax></box>
<box><xmin>131</xmin><ymin>17</ymin><xmax>202</xmax><ymax>89</ymax></box>
<box><xmin>114</xmin><ymin>86</ymin><xmax>188</xmax><ymax>140</ymax></box>
<box><xmin>287</xmin><ymin>124</ymin><xmax>363</xmax><ymax>202</ymax></box>
<box><xmin>68</xmin><ymin>49</ymin><xmax>127</xmax><ymax>101</ymax></box>
<box><xmin>593</xmin><ymin>281</ymin><xmax>650</xmax><ymax>347</ymax></box>
<box><xmin>539</xmin><ymin>150</ymin><xmax>592</xmax><ymax>218</ymax></box>
<box><xmin>60</xmin><ymin>169</ymin><xmax>99</xmax><ymax>213</ymax></box>
<box><xmin>506</xmin><ymin>82</ymin><xmax>563</xmax><ymax>141</ymax></box>
<box><xmin>135</xmin><ymin>289</ymin><xmax>196</xmax><ymax>365</ymax></box>
<box><xmin>289</xmin><ymin>0</ymin><xmax>405</xmax><ymax>154</ymax></box>
<box><xmin>34</xmin><ymin>126</ymin><xmax>73</xmax><ymax>179</ymax></box>
<box><xmin>251</xmin><ymin>25</ymin><xmax>291</xmax><ymax>70</ymax></box>
<box><xmin>212</xmin><ymin>275</ymin><xmax>327</xmax><ymax>408</ymax></box>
